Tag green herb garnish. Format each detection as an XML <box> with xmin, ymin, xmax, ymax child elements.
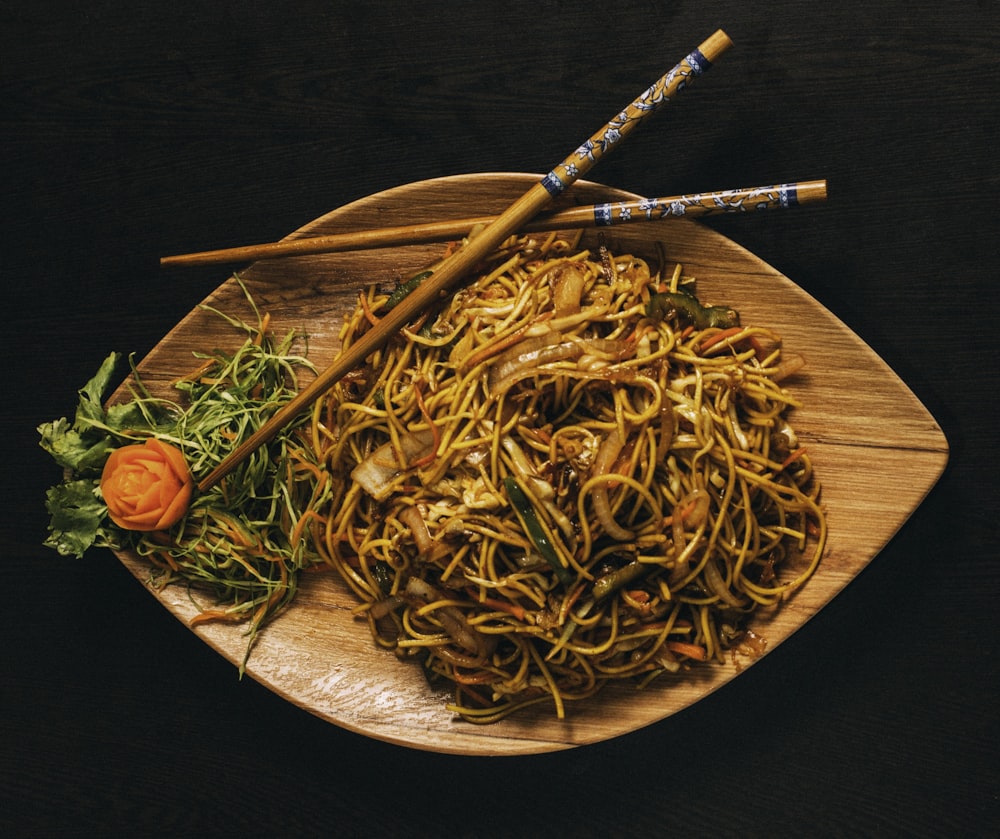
<box><xmin>39</xmin><ymin>278</ymin><xmax>330</xmax><ymax>670</ymax></box>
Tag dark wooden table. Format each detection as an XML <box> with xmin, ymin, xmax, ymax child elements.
<box><xmin>3</xmin><ymin>2</ymin><xmax>997</xmax><ymax>836</ymax></box>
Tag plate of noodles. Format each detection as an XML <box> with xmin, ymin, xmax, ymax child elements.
<box><xmin>114</xmin><ymin>173</ymin><xmax>947</xmax><ymax>754</ymax></box>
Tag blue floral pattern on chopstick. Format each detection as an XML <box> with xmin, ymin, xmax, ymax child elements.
<box><xmin>541</xmin><ymin>47</ymin><xmax>713</xmax><ymax>197</ymax></box>
<box><xmin>591</xmin><ymin>183</ymin><xmax>805</xmax><ymax>226</ymax></box>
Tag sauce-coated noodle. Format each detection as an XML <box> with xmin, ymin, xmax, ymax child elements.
<box><xmin>310</xmin><ymin>231</ymin><xmax>826</xmax><ymax>722</ymax></box>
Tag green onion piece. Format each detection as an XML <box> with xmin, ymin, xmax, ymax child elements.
<box><xmin>503</xmin><ymin>476</ymin><xmax>575</xmax><ymax>587</ymax></box>
<box><xmin>592</xmin><ymin>561</ymin><xmax>651</xmax><ymax>601</ymax></box>
<box><xmin>646</xmin><ymin>289</ymin><xmax>740</xmax><ymax>329</ymax></box>
<box><xmin>384</xmin><ymin>270</ymin><xmax>433</xmax><ymax>312</ymax></box>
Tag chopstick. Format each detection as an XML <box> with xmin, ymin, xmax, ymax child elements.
<box><xmin>197</xmin><ymin>29</ymin><xmax>732</xmax><ymax>492</ymax></box>
<box><xmin>161</xmin><ymin>180</ymin><xmax>826</xmax><ymax>267</ymax></box>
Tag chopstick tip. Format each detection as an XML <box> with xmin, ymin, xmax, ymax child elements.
<box><xmin>701</xmin><ymin>29</ymin><xmax>734</xmax><ymax>61</ymax></box>
<box><xmin>801</xmin><ymin>179</ymin><xmax>828</xmax><ymax>204</ymax></box>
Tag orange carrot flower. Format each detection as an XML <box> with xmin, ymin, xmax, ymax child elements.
<box><xmin>100</xmin><ymin>439</ymin><xmax>193</xmax><ymax>531</ymax></box>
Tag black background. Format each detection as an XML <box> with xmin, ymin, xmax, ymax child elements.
<box><xmin>3</xmin><ymin>2</ymin><xmax>997</xmax><ymax>836</ymax></box>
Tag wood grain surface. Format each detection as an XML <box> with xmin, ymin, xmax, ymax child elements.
<box><xmin>114</xmin><ymin>173</ymin><xmax>947</xmax><ymax>754</ymax></box>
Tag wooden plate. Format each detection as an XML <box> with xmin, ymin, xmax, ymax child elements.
<box><xmin>119</xmin><ymin>173</ymin><xmax>948</xmax><ymax>754</ymax></box>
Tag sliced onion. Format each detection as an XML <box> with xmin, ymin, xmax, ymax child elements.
<box><xmin>670</xmin><ymin>488</ymin><xmax>711</xmax><ymax>580</ymax></box>
<box><xmin>653</xmin><ymin>646</ymin><xmax>682</xmax><ymax>673</ymax></box>
<box><xmin>487</xmin><ymin>331</ymin><xmax>581</xmax><ymax>394</ymax></box>
<box><xmin>398</xmin><ymin>504</ymin><xmax>433</xmax><ymax>557</ymax></box>
<box><xmin>655</xmin><ymin>401</ymin><xmax>676</xmax><ymax>463</ymax></box>
<box><xmin>577</xmin><ymin>337</ymin><xmax>630</xmax><ymax>360</ymax></box>
<box><xmin>404</xmin><ymin>577</ymin><xmax>485</xmax><ymax>658</ymax></box>
<box><xmin>551</xmin><ymin>261</ymin><xmax>589</xmax><ymax>317</ymax></box>
<box><xmin>500</xmin><ymin>435</ymin><xmax>537</xmax><ymax>484</ymax></box>
<box><xmin>702</xmin><ymin>556</ymin><xmax>747</xmax><ymax>608</ymax></box>
<box><xmin>770</xmin><ymin>352</ymin><xmax>807</xmax><ymax>382</ymax></box>
<box><xmin>351</xmin><ymin>429</ymin><xmax>435</xmax><ymax>500</ymax></box>
<box><xmin>368</xmin><ymin>595</ymin><xmax>405</xmax><ymax>619</ymax></box>
<box><xmin>576</xmin><ymin>337</ymin><xmax>631</xmax><ymax>372</ymax></box>
<box><xmin>403</xmin><ymin>575</ymin><xmax>436</xmax><ymax>600</ymax></box>
<box><xmin>590</xmin><ymin>428</ymin><xmax>635</xmax><ymax>541</ymax></box>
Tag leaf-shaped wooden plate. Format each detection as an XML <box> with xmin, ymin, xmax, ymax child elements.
<box><xmin>117</xmin><ymin>173</ymin><xmax>948</xmax><ymax>754</ymax></box>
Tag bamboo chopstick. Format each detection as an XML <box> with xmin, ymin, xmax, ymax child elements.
<box><xmin>162</xmin><ymin>180</ymin><xmax>826</xmax><ymax>267</ymax></box>
<box><xmin>197</xmin><ymin>29</ymin><xmax>732</xmax><ymax>492</ymax></box>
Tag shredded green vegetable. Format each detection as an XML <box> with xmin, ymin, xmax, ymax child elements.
<box><xmin>40</xmin><ymin>278</ymin><xmax>329</xmax><ymax>670</ymax></box>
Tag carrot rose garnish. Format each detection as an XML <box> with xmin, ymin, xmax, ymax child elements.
<box><xmin>100</xmin><ymin>439</ymin><xmax>193</xmax><ymax>531</ymax></box>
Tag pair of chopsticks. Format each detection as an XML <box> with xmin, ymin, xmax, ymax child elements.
<box><xmin>192</xmin><ymin>29</ymin><xmax>817</xmax><ymax>492</ymax></box>
<box><xmin>160</xmin><ymin>180</ymin><xmax>826</xmax><ymax>267</ymax></box>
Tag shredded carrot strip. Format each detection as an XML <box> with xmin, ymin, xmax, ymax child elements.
<box><xmin>190</xmin><ymin>608</ymin><xmax>245</xmax><ymax>626</ymax></box>
<box><xmin>172</xmin><ymin>358</ymin><xmax>215</xmax><ymax>385</ymax></box>
<box><xmin>661</xmin><ymin>496</ymin><xmax>699</xmax><ymax>528</ymax></box>
<box><xmin>667</xmin><ymin>640</ymin><xmax>708</xmax><ymax>660</ymax></box>
<box><xmin>779</xmin><ymin>447</ymin><xmax>808</xmax><ymax>471</ymax></box>
<box><xmin>410</xmin><ymin>384</ymin><xmax>441</xmax><ymax>468</ymax></box>
<box><xmin>557</xmin><ymin>581</ymin><xmax>588</xmax><ymax>625</ymax></box>
<box><xmin>460</xmin><ymin>311</ymin><xmax>553</xmax><ymax>371</ymax></box>
<box><xmin>699</xmin><ymin>325</ymin><xmax>746</xmax><ymax>352</ymax></box>
<box><xmin>358</xmin><ymin>290</ymin><xmax>379</xmax><ymax>326</ymax></box>
<box><xmin>469</xmin><ymin>590</ymin><xmax>527</xmax><ymax>622</ymax></box>
<box><xmin>252</xmin><ymin>312</ymin><xmax>271</xmax><ymax>346</ymax></box>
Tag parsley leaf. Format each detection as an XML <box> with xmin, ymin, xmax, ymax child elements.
<box><xmin>38</xmin><ymin>352</ymin><xmax>121</xmax><ymax>473</ymax></box>
<box><xmin>43</xmin><ymin>479</ymin><xmax>109</xmax><ymax>558</ymax></box>
<box><xmin>38</xmin><ymin>353</ymin><xmax>129</xmax><ymax>556</ymax></box>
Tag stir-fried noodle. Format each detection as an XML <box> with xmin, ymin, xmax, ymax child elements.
<box><xmin>310</xmin><ymin>230</ymin><xmax>826</xmax><ymax>722</ymax></box>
